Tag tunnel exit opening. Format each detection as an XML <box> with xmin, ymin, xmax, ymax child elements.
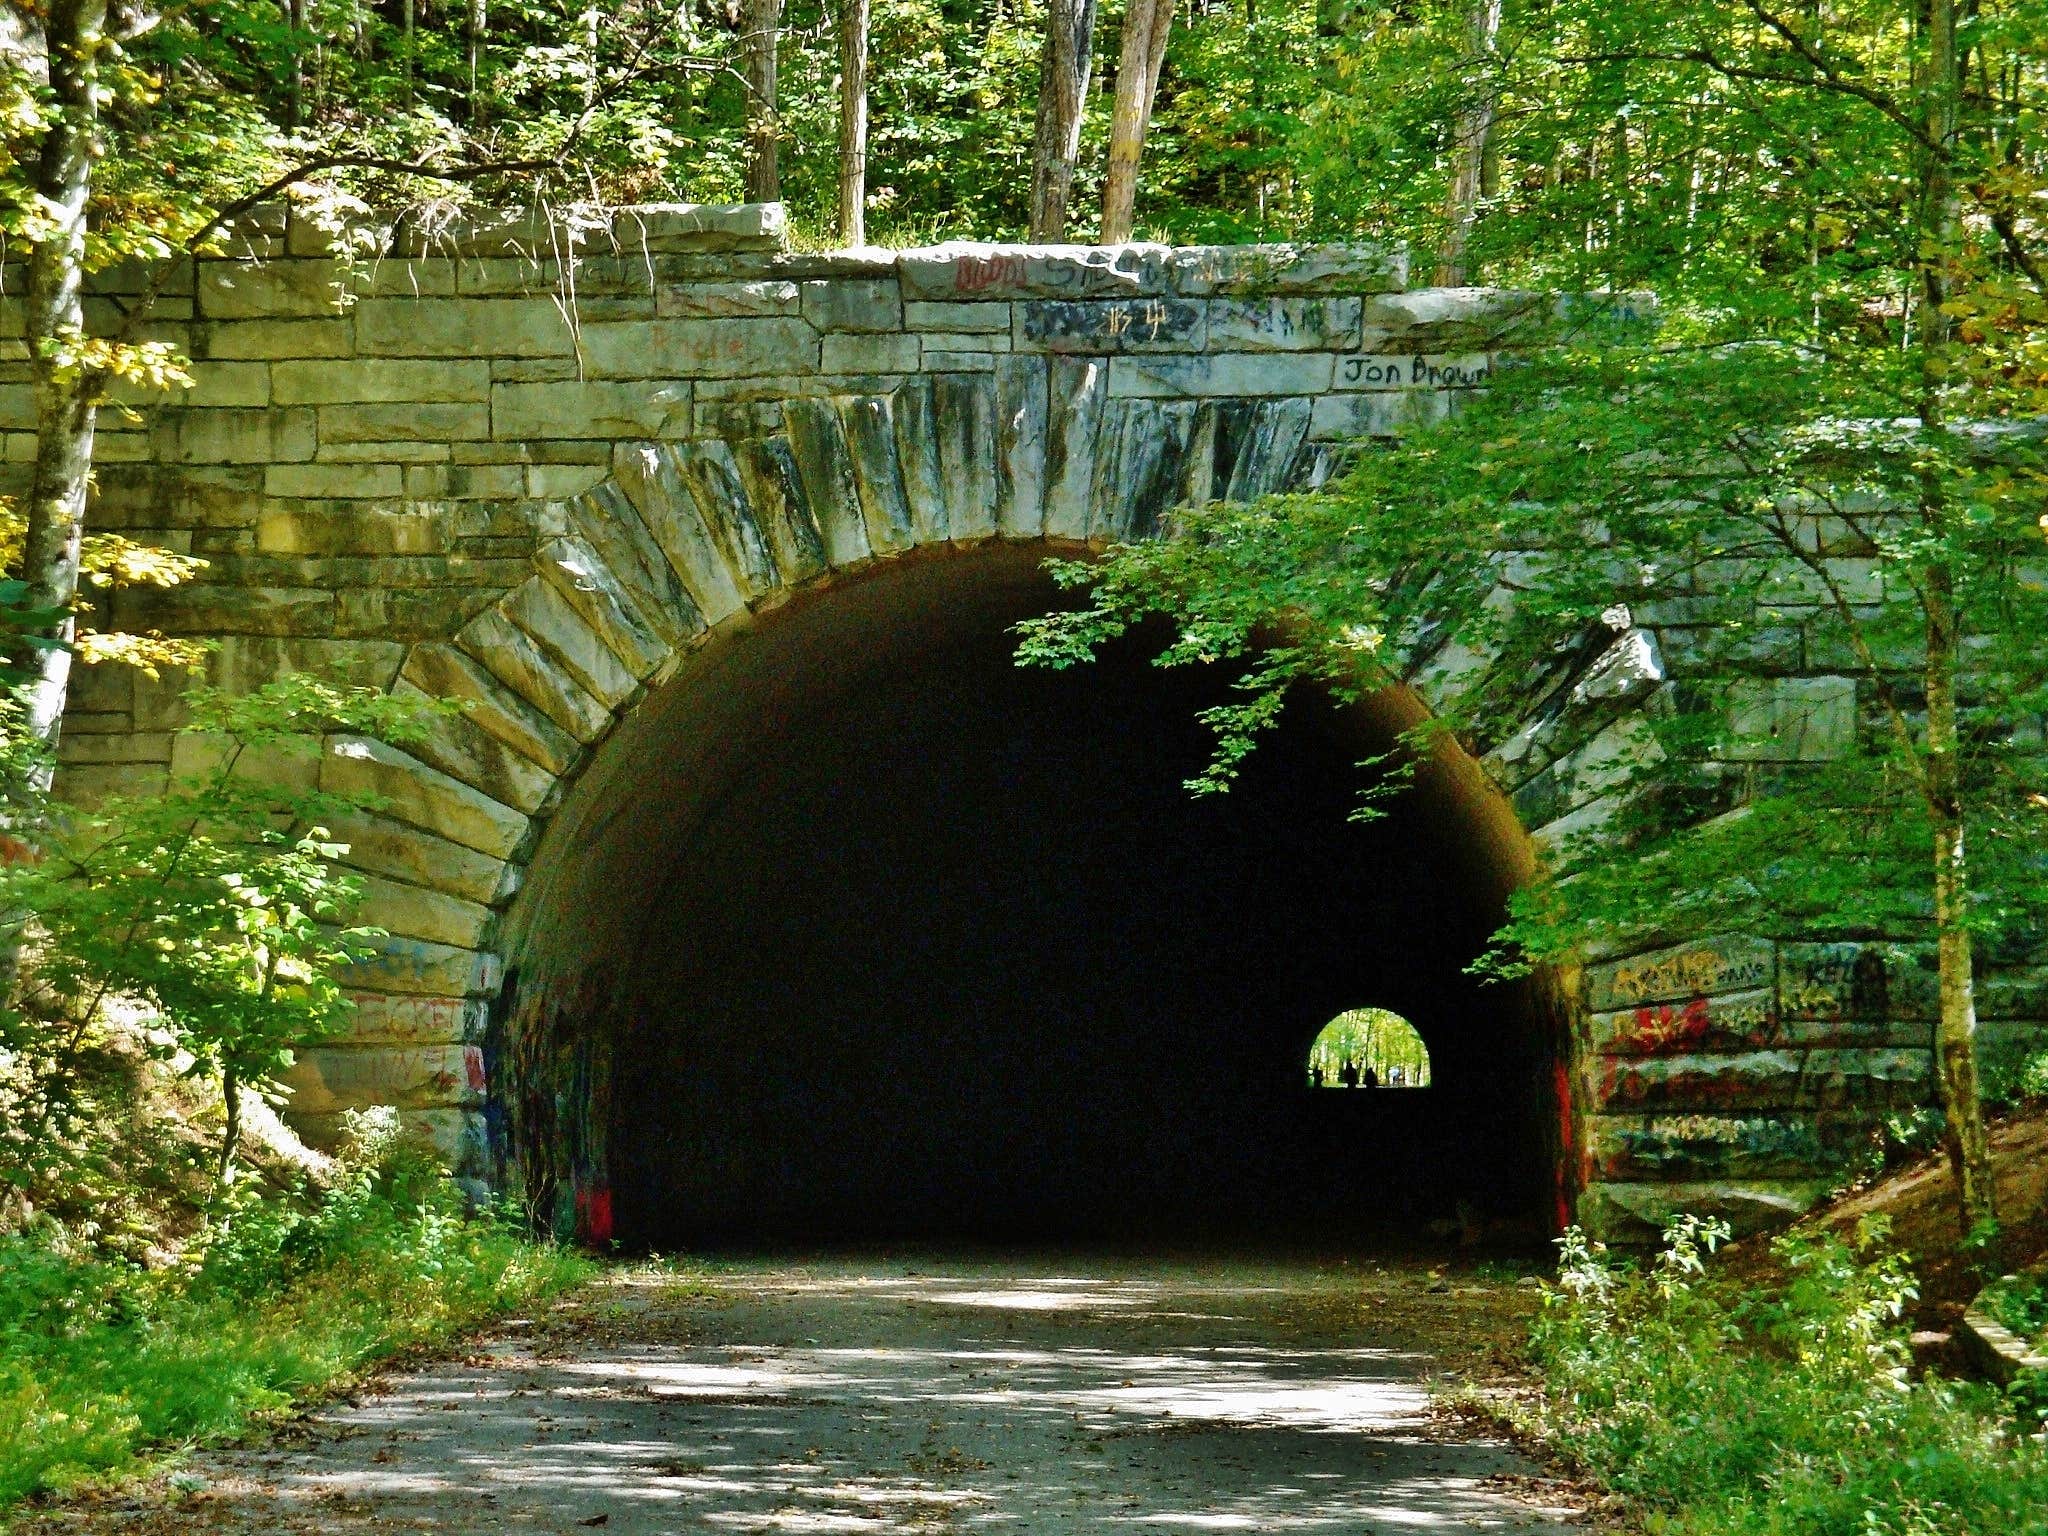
<box><xmin>494</xmin><ymin>543</ymin><xmax>1565</xmax><ymax>1251</ymax></box>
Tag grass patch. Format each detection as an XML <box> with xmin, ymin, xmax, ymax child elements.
<box><xmin>0</xmin><ymin>1116</ymin><xmax>593</xmax><ymax>1513</ymax></box>
<box><xmin>1525</xmin><ymin>1218</ymin><xmax>2048</xmax><ymax>1536</ymax></box>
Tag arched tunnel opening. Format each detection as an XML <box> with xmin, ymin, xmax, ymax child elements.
<box><xmin>495</xmin><ymin>543</ymin><xmax>1564</xmax><ymax>1251</ymax></box>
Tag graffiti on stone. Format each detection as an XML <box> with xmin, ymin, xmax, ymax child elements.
<box><xmin>1021</xmin><ymin>298</ymin><xmax>1205</xmax><ymax>352</ymax></box>
<box><xmin>1588</xmin><ymin>937</ymin><xmax>1775</xmax><ymax>1011</ymax></box>
<box><xmin>1592</xmin><ymin>987</ymin><xmax>1778</xmax><ymax>1055</ymax></box>
<box><xmin>1336</xmin><ymin>353</ymin><xmax>1492</xmax><ymax>389</ymax></box>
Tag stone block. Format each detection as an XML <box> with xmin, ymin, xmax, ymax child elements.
<box><xmin>836</xmin><ymin>396</ymin><xmax>918</xmax><ymax>555</ymax></box>
<box><xmin>1778</xmin><ymin>942</ymin><xmax>1940</xmax><ymax>1021</ymax></box>
<box><xmin>1579</xmin><ymin>1178</ymin><xmax>1833</xmax><ymax>1244</ymax></box>
<box><xmin>388</xmin><ymin>679</ymin><xmax>558</xmax><ymax>815</ymax></box>
<box><xmin>904</xmin><ymin>301</ymin><xmax>1012</xmax><ymax>332</ymax></box>
<box><xmin>1017</xmin><ymin>298</ymin><xmax>1205</xmax><ymax>354</ymax></box>
<box><xmin>1042</xmin><ymin>357</ymin><xmax>1111</xmax><ymax>541</ymax></box>
<box><xmin>921</xmin><ymin>331</ymin><xmax>1011</xmax><ymax>354</ymax></box>
<box><xmin>1587</xmin><ymin>1113</ymin><xmax>1844</xmax><ymax>1182</ymax></box>
<box><xmin>1597</xmin><ymin>1047</ymin><xmax>1929</xmax><ymax>1114</ymax></box>
<box><xmin>534</xmin><ymin>536</ymin><xmax>673</xmax><ymax>679</ymax></box>
<box><xmin>802</xmin><ymin>278</ymin><xmax>904</xmax><ymax>332</ymax></box>
<box><xmin>1722</xmin><ymin>676</ymin><xmax>1858</xmax><ymax>761</ymax></box>
<box><xmin>165</xmin><ymin>362</ymin><xmax>271</xmax><ymax>409</ymax></box>
<box><xmin>657</xmin><ymin>280</ymin><xmax>801</xmax><ymax>318</ymax></box>
<box><xmin>609</xmin><ymin>444</ymin><xmax>750</xmax><ymax>623</ymax></box>
<box><xmin>197</xmin><ymin>319</ymin><xmax>354</xmax><ymax>360</ymax></box>
<box><xmin>821</xmin><ymin>332</ymin><xmax>920</xmax><ymax>373</ymax></box>
<box><xmin>352</xmin><ymin>871</ymin><xmax>496</xmax><ymax>951</ymax></box>
<box><xmin>617</xmin><ymin>201</ymin><xmax>786</xmax><ymax>253</ymax></box>
<box><xmin>290</xmin><ymin>1106</ymin><xmax>489</xmax><ymax>1177</ymax></box>
<box><xmin>525</xmin><ymin>464</ymin><xmax>610</xmax><ymax>498</ymax></box>
<box><xmin>1588</xmin><ymin>936</ymin><xmax>1777</xmax><ymax>1011</ymax></box>
<box><xmin>283</xmin><ymin>1043</ymin><xmax>482</xmax><ymax>1115</ymax></box>
<box><xmin>356</xmin><ymin>297</ymin><xmax>578</xmax><ymax>357</ymax></box>
<box><xmin>57</xmin><ymin>731</ymin><xmax>175</xmax><ymax>765</ymax></box>
<box><xmin>1334</xmin><ymin>351</ymin><xmax>1494</xmax><ymax>390</ymax></box>
<box><xmin>113</xmin><ymin>581</ymin><xmax>335</xmax><ymax>637</ymax></box>
<box><xmin>1588</xmin><ymin>987</ymin><xmax>1779</xmax><ymax>1056</ymax></box>
<box><xmin>321</xmin><ymin>734</ymin><xmax>529</xmax><ymax>860</ymax></box>
<box><xmin>1308</xmin><ymin>389</ymin><xmax>1450</xmax><ymax>440</ymax></box>
<box><xmin>158</xmin><ymin>407</ymin><xmax>316</xmax><ymax>464</ymax></box>
<box><xmin>575</xmin><ymin>317</ymin><xmax>820</xmax><ymax>380</ymax></box>
<box><xmin>319</xmin><ymin>440</ymin><xmax>454</xmax><ymax>464</ymax></box>
<box><xmin>1360</xmin><ymin>288</ymin><xmax>1548</xmax><ymax>348</ymax></box>
<box><xmin>196</xmin><ymin>258</ymin><xmax>353</xmax><ymax>319</ymax></box>
<box><xmin>274</xmin><ymin>359</ymin><xmax>491</xmax><ymax>405</ymax></box>
<box><xmin>499</xmin><ymin>577</ymin><xmax>639</xmax><ymax>709</ymax></box>
<box><xmin>930</xmin><ymin>373</ymin><xmax>1000</xmax><ymax>542</ymax></box>
<box><xmin>784</xmin><ymin>397</ymin><xmax>876</xmax><ymax>566</ymax></box>
<box><xmin>1207</xmin><ymin>297</ymin><xmax>1363</xmax><ymax>351</ymax></box>
<box><xmin>670</xmin><ymin>439</ymin><xmax>784</xmax><ymax>597</ymax></box>
<box><xmin>324</xmin><ymin>806</ymin><xmax>517</xmax><ymax>907</ymax></box>
<box><xmin>732</xmin><ymin>436</ymin><xmax>830</xmax><ymax>584</ymax></box>
<box><xmin>341</xmin><ymin>931</ymin><xmax>502</xmax><ymax>998</ymax></box>
<box><xmin>456</xmin><ymin>607</ymin><xmax>615</xmax><ymax>744</ymax></box>
<box><xmin>1169</xmin><ymin>243</ymin><xmax>1407</xmax><ymax>296</ymax></box>
<box><xmin>337</xmin><ymin>991</ymin><xmax>488</xmax><ymax>1046</ymax></box>
<box><xmin>898</xmin><ymin>242</ymin><xmax>1172</xmax><ymax>302</ymax></box>
<box><xmin>262</xmin><ymin>463</ymin><xmax>406</xmax><ymax>500</ymax></box>
<box><xmin>491</xmin><ymin>379</ymin><xmax>690</xmax><ymax>440</ymax></box>
<box><xmin>994</xmin><ymin>355</ymin><xmax>1049</xmax><ymax>539</ymax></box>
<box><xmin>1108</xmin><ymin>352</ymin><xmax>1334</xmax><ymax>398</ymax></box>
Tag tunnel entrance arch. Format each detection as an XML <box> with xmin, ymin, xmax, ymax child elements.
<box><xmin>489</xmin><ymin>540</ymin><xmax>1561</xmax><ymax>1249</ymax></box>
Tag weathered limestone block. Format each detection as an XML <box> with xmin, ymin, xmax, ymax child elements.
<box><xmin>1587</xmin><ymin>936</ymin><xmax>1778</xmax><ymax>1011</ymax></box>
<box><xmin>492</xmin><ymin>379</ymin><xmax>690</xmax><ymax>441</ymax></box>
<box><xmin>904</xmin><ymin>301</ymin><xmax>1012</xmax><ymax>332</ymax></box>
<box><xmin>1571</xmin><ymin>627</ymin><xmax>1666</xmax><ymax>706</ymax></box>
<box><xmin>498</xmin><ymin>578</ymin><xmax>639</xmax><ymax>710</ymax></box>
<box><xmin>1598</xmin><ymin>1047</ymin><xmax>1929</xmax><ymax>1113</ymax></box>
<box><xmin>321</xmin><ymin>402</ymin><xmax>492</xmax><ymax>444</ymax></box>
<box><xmin>657</xmin><ymin>280</ymin><xmax>801</xmax><ymax>318</ymax></box>
<box><xmin>352</xmin><ymin>872</ymin><xmax>497</xmax><ymax>951</ymax></box>
<box><xmin>732</xmin><ymin>436</ymin><xmax>831</xmax><ymax>584</ymax></box>
<box><xmin>931</xmin><ymin>374</ymin><xmax>1000</xmax><ymax>541</ymax></box>
<box><xmin>1580</xmin><ymin>1178</ymin><xmax>1836</xmax><ymax>1243</ymax></box>
<box><xmin>1588</xmin><ymin>987</ymin><xmax>1779</xmax><ymax>1055</ymax></box>
<box><xmin>325</xmin><ymin>807</ymin><xmax>518</xmax><ymax>908</ymax></box>
<box><xmin>1041</xmin><ymin>357</ymin><xmax>1110</xmax><ymax>541</ymax></box>
<box><xmin>156</xmin><ymin>407</ymin><xmax>316</xmax><ymax>465</ymax></box>
<box><xmin>1207</xmin><ymin>297</ymin><xmax>1363</xmax><ymax>351</ymax></box>
<box><xmin>1169</xmin><ymin>243</ymin><xmax>1406</xmax><ymax>296</ymax></box>
<box><xmin>400</xmin><ymin>642</ymin><xmax>582</xmax><ymax>776</ymax></box>
<box><xmin>339</xmin><ymin>991</ymin><xmax>489</xmax><ymax>1046</ymax></box>
<box><xmin>890</xmin><ymin>379</ymin><xmax>951</xmax><ymax>545</ymax></box>
<box><xmin>356</xmin><ymin>297</ymin><xmax>577</xmax><ymax>357</ymax></box>
<box><xmin>610</xmin><ymin>444</ymin><xmax>751</xmax><ymax>621</ymax></box>
<box><xmin>1333</xmin><ymin>352</ymin><xmax>1494</xmax><ymax>390</ymax></box>
<box><xmin>1220</xmin><ymin>396</ymin><xmax>1311</xmax><ymax>503</ymax></box>
<box><xmin>1017</xmin><ymin>298</ymin><xmax>1206</xmax><ymax>354</ymax></box>
<box><xmin>1722</xmin><ymin>676</ymin><xmax>1858</xmax><ymax>761</ymax></box>
<box><xmin>273</xmin><ymin>358</ymin><xmax>492</xmax><ymax>406</ymax></box>
<box><xmin>565</xmin><ymin>480</ymin><xmax>711</xmax><ymax>647</ymax></box>
<box><xmin>196</xmin><ymin>259</ymin><xmax>354</xmax><ymax>320</ymax></box>
<box><xmin>1587</xmin><ymin>1113</ymin><xmax>1844</xmax><ymax>1182</ymax></box>
<box><xmin>1308</xmin><ymin>388</ymin><xmax>1450</xmax><ymax>441</ymax></box>
<box><xmin>533</xmin><ymin>536</ymin><xmax>672</xmax><ymax>681</ymax></box>
<box><xmin>672</xmin><ymin>438</ymin><xmax>785</xmax><ymax>597</ymax></box>
<box><xmin>783</xmin><ymin>397</ymin><xmax>876</xmax><ymax>566</ymax></box>
<box><xmin>1360</xmin><ymin>288</ymin><xmax>1548</xmax><ymax>348</ymax></box>
<box><xmin>898</xmin><ymin>243</ymin><xmax>1172</xmax><ymax>302</ymax></box>
<box><xmin>820</xmin><ymin>332</ymin><xmax>920</xmax><ymax>373</ymax></box>
<box><xmin>341</xmin><ymin>929</ymin><xmax>502</xmax><ymax>998</ymax></box>
<box><xmin>389</xmin><ymin>678</ymin><xmax>558</xmax><ymax>815</ymax></box>
<box><xmin>256</xmin><ymin>504</ymin><xmax>449</xmax><ymax>554</ymax></box>
<box><xmin>835</xmin><ymin>396</ymin><xmax>918</xmax><ymax>556</ymax></box>
<box><xmin>577</xmin><ymin>318</ymin><xmax>819</xmax><ymax>379</ymax></box>
<box><xmin>284</xmin><ymin>1044</ymin><xmax>483</xmax><ymax>1116</ymax></box>
<box><xmin>321</xmin><ymin>734</ymin><xmax>530</xmax><ymax>860</ymax></box>
<box><xmin>994</xmin><ymin>356</ymin><xmax>1049</xmax><ymax>538</ymax></box>
<box><xmin>198</xmin><ymin>318</ymin><xmax>352</xmax><ymax>359</ymax></box>
<box><xmin>1090</xmin><ymin>399</ymin><xmax>1196</xmax><ymax>543</ymax></box>
<box><xmin>1779</xmin><ymin>942</ymin><xmax>1939</xmax><ymax>1022</ymax></box>
<box><xmin>114</xmin><ymin>581</ymin><xmax>335</xmax><ymax>637</ymax></box>
<box><xmin>1110</xmin><ymin>352</ymin><xmax>1334</xmax><ymax>399</ymax></box>
<box><xmin>802</xmin><ymin>277</ymin><xmax>904</xmax><ymax>333</ymax></box>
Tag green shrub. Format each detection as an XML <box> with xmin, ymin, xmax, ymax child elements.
<box><xmin>1530</xmin><ymin>1217</ymin><xmax>2048</xmax><ymax>1535</ymax></box>
<box><xmin>0</xmin><ymin>1117</ymin><xmax>592</xmax><ymax>1510</ymax></box>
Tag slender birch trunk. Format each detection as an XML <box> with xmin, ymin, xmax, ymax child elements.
<box><xmin>837</xmin><ymin>0</ymin><xmax>869</xmax><ymax>246</ymax></box>
<box><xmin>1435</xmin><ymin>0</ymin><xmax>1500</xmax><ymax>286</ymax></box>
<box><xmin>14</xmin><ymin>0</ymin><xmax>108</xmax><ymax>761</ymax></box>
<box><xmin>1918</xmin><ymin>0</ymin><xmax>1995</xmax><ymax>1242</ymax></box>
<box><xmin>1100</xmin><ymin>0</ymin><xmax>1173</xmax><ymax>243</ymax></box>
<box><xmin>743</xmin><ymin>0</ymin><xmax>783</xmax><ymax>203</ymax></box>
<box><xmin>1028</xmin><ymin>0</ymin><xmax>1098</xmax><ymax>240</ymax></box>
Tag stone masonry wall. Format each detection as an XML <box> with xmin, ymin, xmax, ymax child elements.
<box><xmin>1</xmin><ymin>201</ymin><xmax>2036</xmax><ymax>1240</ymax></box>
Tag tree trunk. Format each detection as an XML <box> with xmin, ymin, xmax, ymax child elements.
<box><xmin>1918</xmin><ymin>0</ymin><xmax>1996</xmax><ymax>1244</ymax></box>
<box><xmin>1100</xmin><ymin>0</ymin><xmax>1173</xmax><ymax>243</ymax></box>
<box><xmin>1028</xmin><ymin>0</ymin><xmax>1098</xmax><ymax>240</ymax></box>
<box><xmin>837</xmin><ymin>0</ymin><xmax>869</xmax><ymax>246</ymax></box>
<box><xmin>469</xmin><ymin>0</ymin><xmax>487</xmax><ymax>123</ymax></box>
<box><xmin>743</xmin><ymin>0</ymin><xmax>783</xmax><ymax>203</ymax></box>
<box><xmin>218</xmin><ymin>1066</ymin><xmax>243</xmax><ymax>1183</ymax></box>
<box><xmin>1435</xmin><ymin>0</ymin><xmax>1500</xmax><ymax>286</ymax></box>
<box><xmin>13</xmin><ymin>0</ymin><xmax>108</xmax><ymax>761</ymax></box>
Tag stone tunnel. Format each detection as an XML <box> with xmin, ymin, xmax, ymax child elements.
<box><xmin>14</xmin><ymin>201</ymin><xmax>2039</xmax><ymax>1246</ymax></box>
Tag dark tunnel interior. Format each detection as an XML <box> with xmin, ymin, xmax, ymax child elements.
<box><xmin>506</xmin><ymin>544</ymin><xmax>1558</xmax><ymax>1250</ymax></box>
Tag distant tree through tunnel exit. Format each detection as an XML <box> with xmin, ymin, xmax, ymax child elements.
<box><xmin>1309</xmin><ymin>1010</ymin><xmax>1432</xmax><ymax>1089</ymax></box>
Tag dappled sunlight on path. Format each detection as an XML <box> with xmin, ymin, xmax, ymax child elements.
<box><xmin>26</xmin><ymin>1259</ymin><xmax>1587</xmax><ymax>1534</ymax></box>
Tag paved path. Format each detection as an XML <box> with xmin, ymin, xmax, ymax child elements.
<box><xmin>43</xmin><ymin>1257</ymin><xmax>1588</xmax><ymax>1533</ymax></box>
